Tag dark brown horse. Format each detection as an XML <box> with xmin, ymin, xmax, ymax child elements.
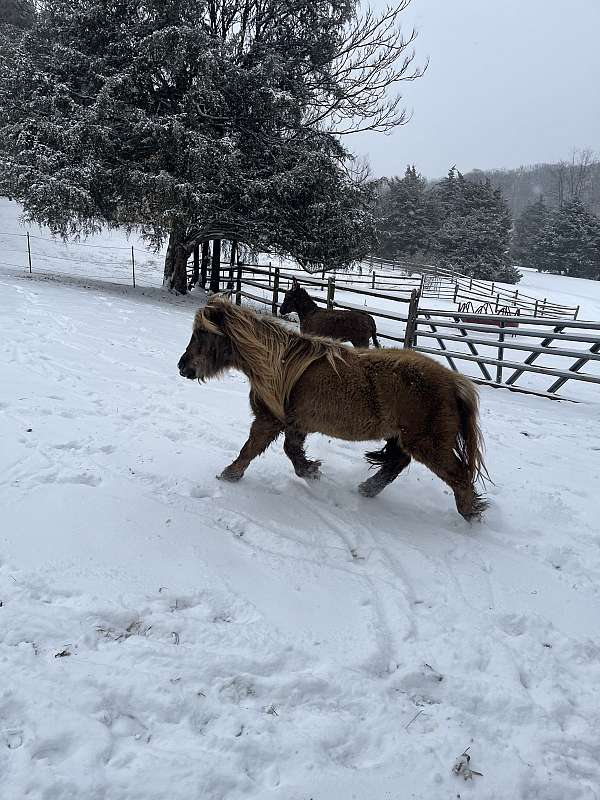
<box><xmin>178</xmin><ymin>298</ymin><xmax>489</xmax><ymax>520</ymax></box>
<box><xmin>279</xmin><ymin>279</ymin><xmax>380</xmax><ymax>347</ymax></box>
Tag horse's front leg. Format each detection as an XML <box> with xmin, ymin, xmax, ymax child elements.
<box><xmin>218</xmin><ymin>414</ymin><xmax>283</xmax><ymax>482</ymax></box>
<box><xmin>283</xmin><ymin>428</ymin><xmax>321</xmax><ymax>480</ymax></box>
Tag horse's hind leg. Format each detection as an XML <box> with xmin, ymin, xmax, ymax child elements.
<box><xmin>283</xmin><ymin>428</ymin><xmax>321</xmax><ymax>479</ymax></box>
<box><xmin>218</xmin><ymin>414</ymin><xmax>283</xmax><ymax>482</ymax></box>
<box><xmin>358</xmin><ymin>438</ymin><xmax>411</xmax><ymax>498</ymax></box>
<box><xmin>410</xmin><ymin>442</ymin><xmax>486</xmax><ymax>521</ymax></box>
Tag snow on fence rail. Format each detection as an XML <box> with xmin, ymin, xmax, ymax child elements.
<box><xmin>216</xmin><ymin>262</ymin><xmax>600</xmax><ymax>401</ymax></box>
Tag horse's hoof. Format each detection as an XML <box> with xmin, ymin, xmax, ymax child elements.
<box><xmin>358</xmin><ymin>481</ymin><xmax>378</xmax><ymax>498</ymax></box>
<box><xmin>297</xmin><ymin>460</ymin><xmax>322</xmax><ymax>480</ymax></box>
<box><xmin>217</xmin><ymin>468</ymin><xmax>243</xmax><ymax>482</ymax></box>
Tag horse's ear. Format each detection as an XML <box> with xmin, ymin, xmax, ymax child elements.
<box><xmin>203</xmin><ymin>300</ymin><xmax>227</xmax><ymax>332</ymax></box>
<box><xmin>292</xmin><ymin>277</ymin><xmax>299</xmax><ymax>288</ymax></box>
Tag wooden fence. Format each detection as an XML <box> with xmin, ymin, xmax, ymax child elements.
<box><xmin>206</xmin><ymin>262</ymin><xmax>600</xmax><ymax>401</ymax></box>
<box><xmin>366</xmin><ymin>256</ymin><xmax>580</xmax><ymax>320</ymax></box>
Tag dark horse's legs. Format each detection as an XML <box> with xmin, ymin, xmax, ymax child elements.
<box><xmin>283</xmin><ymin>428</ymin><xmax>321</xmax><ymax>479</ymax></box>
<box><xmin>218</xmin><ymin>413</ymin><xmax>283</xmax><ymax>481</ymax></box>
<box><xmin>358</xmin><ymin>438</ymin><xmax>411</xmax><ymax>498</ymax></box>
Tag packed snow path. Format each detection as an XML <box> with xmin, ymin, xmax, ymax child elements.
<box><xmin>1</xmin><ymin>270</ymin><xmax>600</xmax><ymax>800</ymax></box>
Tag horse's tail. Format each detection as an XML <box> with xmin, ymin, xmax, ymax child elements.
<box><xmin>370</xmin><ymin>316</ymin><xmax>380</xmax><ymax>348</ymax></box>
<box><xmin>453</xmin><ymin>374</ymin><xmax>489</xmax><ymax>487</ymax></box>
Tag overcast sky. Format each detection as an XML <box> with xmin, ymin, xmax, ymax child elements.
<box><xmin>351</xmin><ymin>0</ymin><xmax>600</xmax><ymax>179</ymax></box>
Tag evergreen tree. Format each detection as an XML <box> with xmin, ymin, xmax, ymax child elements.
<box><xmin>511</xmin><ymin>196</ymin><xmax>550</xmax><ymax>270</ymax></box>
<box><xmin>430</xmin><ymin>169</ymin><xmax>520</xmax><ymax>283</ymax></box>
<box><xmin>375</xmin><ymin>166</ymin><xmax>437</xmax><ymax>259</ymax></box>
<box><xmin>537</xmin><ymin>202</ymin><xmax>600</xmax><ymax>279</ymax></box>
<box><xmin>0</xmin><ymin>0</ymin><xmax>420</xmax><ymax>293</ymax></box>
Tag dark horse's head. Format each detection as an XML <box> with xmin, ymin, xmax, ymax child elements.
<box><xmin>178</xmin><ymin>302</ymin><xmax>235</xmax><ymax>382</ymax></box>
<box><xmin>279</xmin><ymin>278</ymin><xmax>307</xmax><ymax>317</ymax></box>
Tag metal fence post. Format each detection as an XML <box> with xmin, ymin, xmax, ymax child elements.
<box><xmin>327</xmin><ymin>276</ymin><xmax>335</xmax><ymax>310</ymax></box>
<box><xmin>131</xmin><ymin>246</ymin><xmax>136</xmax><ymax>287</ymax></box>
<box><xmin>272</xmin><ymin>267</ymin><xmax>280</xmax><ymax>315</ymax></box>
<box><xmin>27</xmin><ymin>232</ymin><xmax>32</xmax><ymax>274</ymax></box>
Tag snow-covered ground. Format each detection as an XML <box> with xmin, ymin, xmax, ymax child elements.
<box><xmin>2</xmin><ymin>253</ymin><xmax>600</xmax><ymax>799</ymax></box>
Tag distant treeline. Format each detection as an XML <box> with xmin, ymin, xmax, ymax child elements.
<box><xmin>464</xmin><ymin>150</ymin><xmax>600</xmax><ymax>218</ymax></box>
<box><xmin>374</xmin><ymin>155</ymin><xmax>600</xmax><ymax>283</ymax></box>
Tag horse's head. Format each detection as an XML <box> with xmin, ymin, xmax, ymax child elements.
<box><xmin>178</xmin><ymin>299</ymin><xmax>235</xmax><ymax>382</ymax></box>
<box><xmin>279</xmin><ymin>278</ymin><xmax>305</xmax><ymax>317</ymax></box>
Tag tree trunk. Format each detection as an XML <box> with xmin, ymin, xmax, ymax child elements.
<box><xmin>209</xmin><ymin>238</ymin><xmax>221</xmax><ymax>293</ymax></box>
<box><xmin>189</xmin><ymin>243</ymin><xmax>200</xmax><ymax>288</ymax></box>
<box><xmin>163</xmin><ymin>221</ymin><xmax>188</xmax><ymax>295</ymax></box>
<box><xmin>200</xmin><ymin>241</ymin><xmax>210</xmax><ymax>288</ymax></box>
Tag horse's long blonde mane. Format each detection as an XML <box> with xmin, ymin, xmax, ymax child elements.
<box><xmin>195</xmin><ymin>297</ymin><xmax>344</xmax><ymax>421</ymax></box>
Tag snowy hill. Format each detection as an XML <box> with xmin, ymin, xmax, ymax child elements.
<box><xmin>1</xmin><ymin>261</ymin><xmax>600</xmax><ymax>799</ymax></box>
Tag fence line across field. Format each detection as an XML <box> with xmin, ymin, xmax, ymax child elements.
<box><xmin>2</xmin><ymin>228</ymin><xmax>581</xmax><ymax>319</ymax></box>
<box><xmin>367</xmin><ymin>255</ymin><xmax>580</xmax><ymax>319</ymax></box>
<box><xmin>210</xmin><ymin>262</ymin><xmax>600</xmax><ymax>401</ymax></box>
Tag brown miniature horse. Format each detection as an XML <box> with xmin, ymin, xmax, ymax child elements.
<box><xmin>178</xmin><ymin>298</ymin><xmax>489</xmax><ymax>520</ymax></box>
<box><xmin>279</xmin><ymin>279</ymin><xmax>380</xmax><ymax>347</ymax></box>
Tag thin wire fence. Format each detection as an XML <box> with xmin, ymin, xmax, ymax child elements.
<box><xmin>0</xmin><ymin>230</ymin><xmax>165</xmax><ymax>287</ymax></box>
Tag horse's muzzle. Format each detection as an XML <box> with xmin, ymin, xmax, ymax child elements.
<box><xmin>178</xmin><ymin>354</ymin><xmax>196</xmax><ymax>380</ymax></box>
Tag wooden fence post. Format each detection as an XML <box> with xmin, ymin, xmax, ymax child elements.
<box><xmin>533</xmin><ymin>299</ymin><xmax>538</xmax><ymax>317</ymax></box>
<box><xmin>371</xmin><ymin>270</ymin><xmax>376</xmax><ymax>290</ymax></box>
<box><xmin>496</xmin><ymin>320</ymin><xmax>505</xmax><ymax>384</ymax></box>
<box><xmin>26</xmin><ymin>232</ymin><xmax>32</xmax><ymax>274</ymax></box>
<box><xmin>131</xmin><ymin>246</ymin><xmax>136</xmax><ymax>288</ymax></box>
<box><xmin>200</xmin><ymin>241</ymin><xmax>210</xmax><ymax>289</ymax></box>
<box><xmin>235</xmin><ymin>262</ymin><xmax>243</xmax><ymax>305</ymax></box>
<box><xmin>272</xmin><ymin>267</ymin><xmax>280</xmax><ymax>315</ymax></box>
<box><xmin>228</xmin><ymin>240</ymin><xmax>237</xmax><ymax>290</ymax></box>
<box><xmin>209</xmin><ymin>238</ymin><xmax>221</xmax><ymax>294</ymax></box>
<box><xmin>574</xmin><ymin>305</ymin><xmax>580</xmax><ymax>320</ymax></box>
<box><xmin>327</xmin><ymin>276</ymin><xmax>335</xmax><ymax>310</ymax></box>
<box><xmin>403</xmin><ymin>290</ymin><xmax>419</xmax><ymax>348</ymax></box>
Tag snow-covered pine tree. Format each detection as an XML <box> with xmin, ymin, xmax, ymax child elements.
<box><xmin>0</xmin><ymin>0</ymin><xmax>422</xmax><ymax>293</ymax></box>
<box><xmin>511</xmin><ymin>197</ymin><xmax>550</xmax><ymax>271</ymax></box>
<box><xmin>430</xmin><ymin>169</ymin><xmax>519</xmax><ymax>283</ymax></box>
<box><xmin>375</xmin><ymin>166</ymin><xmax>437</xmax><ymax>260</ymax></box>
<box><xmin>537</xmin><ymin>201</ymin><xmax>600</xmax><ymax>279</ymax></box>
